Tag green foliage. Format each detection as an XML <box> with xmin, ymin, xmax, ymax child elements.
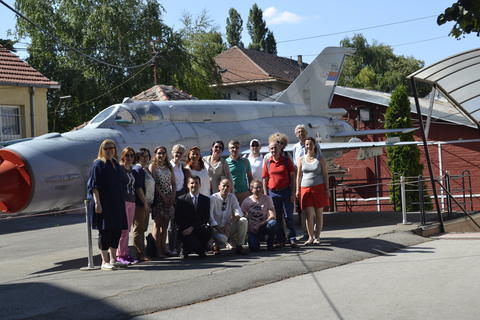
<box><xmin>246</xmin><ymin>4</ymin><xmax>277</xmax><ymax>54</ymax></box>
<box><xmin>13</xmin><ymin>1</ymin><xmax>223</xmax><ymax>132</ymax></box>
<box><xmin>247</xmin><ymin>4</ymin><xmax>266</xmax><ymax>51</ymax></box>
<box><xmin>438</xmin><ymin>0</ymin><xmax>480</xmax><ymax>38</ymax></box>
<box><xmin>226</xmin><ymin>8</ymin><xmax>243</xmax><ymax>48</ymax></box>
<box><xmin>338</xmin><ymin>34</ymin><xmax>431</xmax><ymax>96</ymax></box>
<box><xmin>179</xmin><ymin>10</ymin><xmax>225</xmax><ymax>99</ymax></box>
<box><xmin>385</xmin><ymin>85</ymin><xmax>431</xmax><ymax>211</ymax></box>
<box><xmin>264</xmin><ymin>30</ymin><xmax>277</xmax><ymax>55</ymax></box>
<box><xmin>0</xmin><ymin>38</ymin><xmax>16</xmax><ymax>51</ymax></box>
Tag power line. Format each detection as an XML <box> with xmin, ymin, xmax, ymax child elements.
<box><xmin>0</xmin><ymin>0</ymin><xmax>159</xmax><ymax>70</ymax></box>
<box><xmin>277</xmin><ymin>14</ymin><xmax>438</xmax><ymax>44</ymax></box>
<box><xmin>280</xmin><ymin>35</ymin><xmax>451</xmax><ymax>61</ymax></box>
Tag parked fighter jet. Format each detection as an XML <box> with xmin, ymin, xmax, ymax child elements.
<box><xmin>0</xmin><ymin>47</ymin><xmax>411</xmax><ymax>214</ymax></box>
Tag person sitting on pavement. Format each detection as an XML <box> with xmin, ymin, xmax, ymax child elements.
<box><xmin>263</xmin><ymin>139</ymin><xmax>297</xmax><ymax>248</ymax></box>
<box><xmin>175</xmin><ymin>175</ymin><xmax>213</xmax><ymax>258</ymax></box>
<box><xmin>241</xmin><ymin>180</ymin><xmax>277</xmax><ymax>252</ymax></box>
<box><xmin>226</xmin><ymin>140</ymin><xmax>253</xmax><ymax>205</ymax></box>
<box><xmin>210</xmin><ymin>179</ymin><xmax>248</xmax><ymax>255</ymax></box>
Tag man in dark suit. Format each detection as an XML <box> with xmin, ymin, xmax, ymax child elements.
<box><xmin>175</xmin><ymin>175</ymin><xmax>213</xmax><ymax>258</ymax></box>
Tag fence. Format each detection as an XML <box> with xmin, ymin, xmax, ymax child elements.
<box><xmin>331</xmin><ymin>170</ymin><xmax>477</xmax><ymax>225</ymax></box>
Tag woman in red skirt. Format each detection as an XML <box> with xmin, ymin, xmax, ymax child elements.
<box><xmin>296</xmin><ymin>137</ymin><xmax>329</xmax><ymax>245</ymax></box>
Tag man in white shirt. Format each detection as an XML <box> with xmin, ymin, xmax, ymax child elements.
<box><xmin>292</xmin><ymin>124</ymin><xmax>322</xmax><ymax>166</ymax></box>
<box><xmin>210</xmin><ymin>179</ymin><xmax>248</xmax><ymax>255</ymax></box>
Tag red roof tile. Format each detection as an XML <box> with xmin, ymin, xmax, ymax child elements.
<box><xmin>0</xmin><ymin>45</ymin><xmax>59</xmax><ymax>88</ymax></box>
<box><xmin>214</xmin><ymin>47</ymin><xmax>308</xmax><ymax>85</ymax></box>
<box><xmin>131</xmin><ymin>85</ymin><xmax>197</xmax><ymax>101</ymax></box>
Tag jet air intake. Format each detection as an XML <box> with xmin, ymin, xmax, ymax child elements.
<box><xmin>0</xmin><ymin>149</ymin><xmax>32</xmax><ymax>213</ymax></box>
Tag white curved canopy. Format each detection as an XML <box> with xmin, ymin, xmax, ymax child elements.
<box><xmin>408</xmin><ymin>48</ymin><xmax>480</xmax><ymax>129</ymax></box>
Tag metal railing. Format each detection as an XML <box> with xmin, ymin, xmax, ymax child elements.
<box><xmin>331</xmin><ymin>171</ymin><xmax>478</xmax><ymax>225</ymax></box>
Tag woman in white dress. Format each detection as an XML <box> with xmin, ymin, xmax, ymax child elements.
<box><xmin>186</xmin><ymin>146</ymin><xmax>211</xmax><ymax>196</ymax></box>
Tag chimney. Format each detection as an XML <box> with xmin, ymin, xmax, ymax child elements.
<box><xmin>297</xmin><ymin>55</ymin><xmax>303</xmax><ymax>71</ymax></box>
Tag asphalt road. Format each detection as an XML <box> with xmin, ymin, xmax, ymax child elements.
<box><xmin>0</xmin><ymin>211</ymin><xmax>431</xmax><ymax>320</ymax></box>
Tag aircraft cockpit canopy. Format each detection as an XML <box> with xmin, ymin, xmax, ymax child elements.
<box><xmin>129</xmin><ymin>103</ymin><xmax>164</xmax><ymax>122</ymax></box>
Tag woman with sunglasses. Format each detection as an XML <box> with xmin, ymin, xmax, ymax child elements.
<box><xmin>116</xmin><ymin>147</ymin><xmax>138</xmax><ymax>265</ymax></box>
<box><xmin>149</xmin><ymin>146</ymin><xmax>176</xmax><ymax>258</ymax></box>
<box><xmin>87</xmin><ymin>139</ymin><xmax>128</xmax><ymax>270</ymax></box>
<box><xmin>186</xmin><ymin>146</ymin><xmax>211</xmax><ymax>196</ymax></box>
<box><xmin>203</xmin><ymin>140</ymin><xmax>232</xmax><ymax>194</ymax></box>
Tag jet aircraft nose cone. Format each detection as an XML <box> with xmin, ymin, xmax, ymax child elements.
<box><xmin>0</xmin><ymin>149</ymin><xmax>32</xmax><ymax>213</ymax></box>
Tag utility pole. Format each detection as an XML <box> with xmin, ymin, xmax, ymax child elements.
<box><xmin>151</xmin><ymin>39</ymin><xmax>158</xmax><ymax>86</ymax></box>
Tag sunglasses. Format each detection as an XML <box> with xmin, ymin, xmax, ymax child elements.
<box><xmin>156</xmin><ymin>151</ymin><xmax>166</xmax><ymax>155</ymax></box>
<box><xmin>214</xmin><ymin>145</ymin><xmax>224</xmax><ymax>150</ymax></box>
<box><xmin>103</xmin><ymin>146</ymin><xmax>115</xmax><ymax>150</ymax></box>
<box><xmin>221</xmin><ymin>201</ymin><xmax>227</xmax><ymax>211</ymax></box>
<box><xmin>251</xmin><ymin>143</ymin><xmax>259</xmax><ymax>147</ymax></box>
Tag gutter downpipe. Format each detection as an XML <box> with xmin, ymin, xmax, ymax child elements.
<box><xmin>410</xmin><ymin>77</ymin><xmax>445</xmax><ymax>233</ymax></box>
<box><xmin>29</xmin><ymin>87</ymin><xmax>35</xmax><ymax>137</ymax></box>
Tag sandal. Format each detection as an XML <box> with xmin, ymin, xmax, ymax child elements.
<box><xmin>304</xmin><ymin>238</ymin><xmax>314</xmax><ymax>246</ymax></box>
<box><xmin>313</xmin><ymin>238</ymin><xmax>321</xmax><ymax>245</ymax></box>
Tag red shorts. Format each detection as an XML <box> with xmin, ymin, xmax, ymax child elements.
<box><xmin>300</xmin><ymin>184</ymin><xmax>329</xmax><ymax>209</ymax></box>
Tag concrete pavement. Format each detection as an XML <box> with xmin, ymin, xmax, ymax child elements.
<box><xmin>0</xmin><ymin>211</ymin><xmax>439</xmax><ymax>319</ymax></box>
<box><xmin>137</xmin><ymin>238</ymin><xmax>480</xmax><ymax>320</ymax></box>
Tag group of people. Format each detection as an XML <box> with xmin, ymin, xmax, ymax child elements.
<box><xmin>87</xmin><ymin>124</ymin><xmax>329</xmax><ymax>271</ymax></box>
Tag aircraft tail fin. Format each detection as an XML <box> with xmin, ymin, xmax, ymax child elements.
<box><xmin>275</xmin><ymin>47</ymin><xmax>354</xmax><ymax>114</ymax></box>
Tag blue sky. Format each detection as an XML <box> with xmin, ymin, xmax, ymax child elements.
<box><xmin>1</xmin><ymin>0</ymin><xmax>478</xmax><ymax>65</ymax></box>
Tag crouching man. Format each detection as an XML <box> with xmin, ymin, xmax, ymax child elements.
<box><xmin>175</xmin><ymin>175</ymin><xmax>213</xmax><ymax>258</ymax></box>
<box><xmin>241</xmin><ymin>180</ymin><xmax>277</xmax><ymax>251</ymax></box>
<box><xmin>210</xmin><ymin>179</ymin><xmax>248</xmax><ymax>255</ymax></box>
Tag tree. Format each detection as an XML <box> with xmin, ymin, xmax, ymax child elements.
<box><xmin>226</xmin><ymin>8</ymin><xmax>243</xmax><ymax>48</ymax></box>
<box><xmin>384</xmin><ymin>85</ymin><xmax>431</xmax><ymax>211</ymax></box>
<box><xmin>438</xmin><ymin>0</ymin><xmax>480</xmax><ymax>38</ymax></box>
<box><xmin>179</xmin><ymin>10</ymin><xmax>225</xmax><ymax>99</ymax></box>
<box><xmin>264</xmin><ymin>30</ymin><xmax>277</xmax><ymax>54</ymax></box>
<box><xmin>338</xmin><ymin>34</ymin><xmax>431</xmax><ymax>96</ymax></box>
<box><xmin>247</xmin><ymin>4</ymin><xmax>267</xmax><ymax>51</ymax></box>
<box><xmin>14</xmin><ymin>0</ymin><xmax>189</xmax><ymax>132</ymax></box>
<box><xmin>0</xmin><ymin>39</ymin><xmax>16</xmax><ymax>52</ymax></box>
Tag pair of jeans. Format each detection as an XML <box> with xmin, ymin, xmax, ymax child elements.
<box><xmin>248</xmin><ymin>220</ymin><xmax>278</xmax><ymax>251</ymax></box>
<box><xmin>269</xmin><ymin>188</ymin><xmax>296</xmax><ymax>243</ymax></box>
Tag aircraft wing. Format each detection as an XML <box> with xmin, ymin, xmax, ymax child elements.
<box><xmin>330</xmin><ymin>128</ymin><xmax>417</xmax><ymax>138</ymax></box>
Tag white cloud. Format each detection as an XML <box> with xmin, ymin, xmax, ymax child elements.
<box><xmin>264</xmin><ymin>7</ymin><xmax>304</xmax><ymax>25</ymax></box>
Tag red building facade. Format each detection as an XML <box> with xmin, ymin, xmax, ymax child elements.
<box><xmin>330</xmin><ymin>92</ymin><xmax>480</xmax><ymax>213</ymax></box>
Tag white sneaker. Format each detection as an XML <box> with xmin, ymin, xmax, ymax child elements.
<box><xmin>101</xmin><ymin>262</ymin><xmax>116</xmax><ymax>271</ymax></box>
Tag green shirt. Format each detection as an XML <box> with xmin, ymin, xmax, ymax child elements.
<box><xmin>226</xmin><ymin>157</ymin><xmax>251</xmax><ymax>193</ymax></box>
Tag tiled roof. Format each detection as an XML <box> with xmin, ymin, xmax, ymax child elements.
<box><xmin>214</xmin><ymin>46</ymin><xmax>308</xmax><ymax>85</ymax></box>
<box><xmin>0</xmin><ymin>45</ymin><xmax>59</xmax><ymax>88</ymax></box>
<box><xmin>131</xmin><ymin>85</ymin><xmax>197</xmax><ymax>101</ymax></box>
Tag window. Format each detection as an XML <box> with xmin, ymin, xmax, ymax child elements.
<box><xmin>0</xmin><ymin>106</ymin><xmax>22</xmax><ymax>141</ymax></box>
<box><xmin>223</xmin><ymin>92</ymin><xmax>231</xmax><ymax>100</ymax></box>
<box><xmin>249</xmin><ymin>90</ymin><xmax>257</xmax><ymax>101</ymax></box>
<box><xmin>114</xmin><ymin>107</ymin><xmax>136</xmax><ymax>124</ymax></box>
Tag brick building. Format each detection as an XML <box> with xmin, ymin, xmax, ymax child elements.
<box><xmin>330</xmin><ymin>86</ymin><xmax>480</xmax><ymax>212</ymax></box>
